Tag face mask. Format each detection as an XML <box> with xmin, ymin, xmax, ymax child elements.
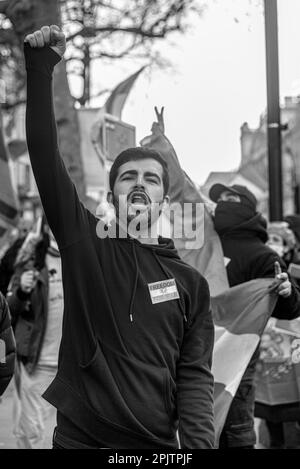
<box><xmin>214</xmin><ymin>201</ymin><xmax>256</xmax><ymax>235</ymax></box>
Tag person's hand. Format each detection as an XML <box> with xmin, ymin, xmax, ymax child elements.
<box><xmin>20</xmin><ymin>270</ymin><xmax>38</xmax><ymax>294</ymax></box>
<box><xmin>155</xmin><ymin>106</ymin><xmax>165</xmax><ymax>134</ymax></box>
<box><xmin>275</xmin><ymin>261</ymin><xmax>292</xmax><ymax>298</ymax></box>
<box><xmin>24</xmin><ymin>25</ymin><xmax>66</xmax><ymax>58</ymax></box>
<box><xmin>151</xmin><ymin>106</ymin><xmax>165</xmax><ymax>135</ymax></box>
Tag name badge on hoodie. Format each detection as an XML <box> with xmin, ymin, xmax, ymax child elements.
<box><xmin>148</xmin><ymin>279</ymin><xmax>180</xmax><ymax>304</ymax></box>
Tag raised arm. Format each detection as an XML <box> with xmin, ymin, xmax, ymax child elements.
<box><xmin>24</xmin><ymin>26</ymin><xmax>89</xmax><ymax>248</ymax></box>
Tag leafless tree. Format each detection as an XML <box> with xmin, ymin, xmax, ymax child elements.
<box><xmin>0</xmin><ymin>0</ymin><xmax>86</xmax><ymax>199</ymax></box>
<box><xmin>0</xmin><ymin>0</ymin><xmax>204</xmax><ymax>200</ymax></box>
<box><xmin>0</xmin><ymin>0</ymin><xmax>204</xmax><ymax>106</ymax></box>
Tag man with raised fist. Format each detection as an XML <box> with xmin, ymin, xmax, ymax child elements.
<box><xmin>23</xmin><ymin>26</ymin><xmax>215</xmax><ymax>449</ymax></box>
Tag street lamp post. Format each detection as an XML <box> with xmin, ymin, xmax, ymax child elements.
<box><xmin>264</xmin><ymin>0</ymin><xmax>283</xmax><ymax>221</ymax></box>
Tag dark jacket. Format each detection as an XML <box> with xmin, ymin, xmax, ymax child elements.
<box><xmin>221</xmin><ymin>213</ymin><xmax>300</xmax><ymax>319</ymax></box>
<box><xmin>7</xmin><ymin>267</ymin><xmax>49</xmax><ymax>374</ymax></box>
<box><xmin>24</xmin><ymin>43</ymin><xmax>215</xmax><ymax>449</ymax></box>
<box><xmin>216</xmin><ymin>211</ymin><xmax>300</xmax><ymax>448</ymax></box>
<box><xmin>0</xmin><ymin>292</ymin><xmax>16</xmax><ymax>396</ymax></box>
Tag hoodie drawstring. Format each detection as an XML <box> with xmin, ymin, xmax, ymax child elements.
<box><xmin>128</xmin><ymin>241</ymin><xmax>188</xmax><ymax>325</ymax></box>
<box><xmin>128</xmin><ymin>241</ymin><xmax>139</xmax><ymax>323</ymax></box>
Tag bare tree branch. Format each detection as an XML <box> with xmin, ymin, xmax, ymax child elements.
<box><xmin>0</xmin><ymin>26</ymin><xmax>17</xmax><ymax>44</ymax></box>
<box><xmin>1</xmin><ymin>98</ymin><xmax>26</xmax><ymax>110</ymax></box>
<box><xmin>0</xmin><ymin>0</ymin><xmax>202</xmax><ymax>114</ymax></box>
<box><xmin>67</xmin><ymin>24</ymin><xmax>178</xmax><ymax>42</ymax></box>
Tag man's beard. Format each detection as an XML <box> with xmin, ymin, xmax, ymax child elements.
<box><xmin>113</xmin><ymin>194</ymin><xmax>163</xmax><ymax>235</ymax></box>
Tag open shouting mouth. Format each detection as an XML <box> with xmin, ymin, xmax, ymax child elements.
<box><xmin>126</xmin><ymin>191</ymin><xmax>151</xmax><ymax>219</ymax></box>
<box><xmin>127</xmin><ymin>190</ymin><xmax>151</xmax><ymax>209</ymax></box>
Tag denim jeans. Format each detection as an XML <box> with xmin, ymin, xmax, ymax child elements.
<box><xmin>13</xmin><ymin>363</ymin><xmax>57</xmax><ymax>449</ymax></box>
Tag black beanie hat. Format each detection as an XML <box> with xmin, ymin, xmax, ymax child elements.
<box><xmin>109</xmin><ymin>147</ymin><xmax>169</xmax><ymax>195</ymax></box>
<box><xmin>209</xmin><ymin>183</ymin><xmax>257</xmax><ymax>211</ymax></box>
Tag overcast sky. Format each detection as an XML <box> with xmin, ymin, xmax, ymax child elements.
<box><xmin>75</xmin><ymin>0</ymin><xmax>300</xmax><ymax>186</ymax></box>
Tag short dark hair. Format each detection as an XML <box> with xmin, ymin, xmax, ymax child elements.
<box><xmin>109</xmin><ymin>147</ymin><xmax>169</xmax><ymax>195</ymax></box>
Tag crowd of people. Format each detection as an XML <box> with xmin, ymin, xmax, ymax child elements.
<box><xmin>1</xmin><ymin>25</ymin><xmax>300</xmax><ymax>450</ymax></box>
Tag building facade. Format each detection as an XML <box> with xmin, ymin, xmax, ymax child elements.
<box><xmin>202</xmin><ymin>95</ymin><xmax>300</xmax><ymax>219</ymax></box>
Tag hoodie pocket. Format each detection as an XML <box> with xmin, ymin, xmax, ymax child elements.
<box><xmin>79</xmin><ymin>341</ymin><xmax>176</xmax><ymax>439</ymax></box>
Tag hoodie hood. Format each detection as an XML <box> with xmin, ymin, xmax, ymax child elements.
<box><xmin>122</xmin><ymin>235</ymin><xmax>186</xmax><ymax>323</ymax></box>
<box><xmin>144</xmin><ymin>235</ymin><xmax>181</xmax><ymax>259</ymax></box>
<box><xmin>103</xmin><ymin>219</ymin><xmax>180</xmax><ymax>260</ymax></box>
<box><xmin>214</xmin><ymin>201</ymin><xmax>268</xmax><ymax>243</ymax></box>
<box><xmin>223</xmin><ymin>213</ymin><xmax>268</xmax><ymax>243</ymax></box>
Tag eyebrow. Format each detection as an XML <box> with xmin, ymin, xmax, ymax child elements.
<box><xmin>119</xmin><ymin>170</ymin><xmax>137</xmax><ymax>178</ymax></box>
<box><xmin>144</xmin><ymin>171</ymin><xmax>161</xmax><ymax>181</ymax></box>
<box><xmin>119</xmin><ymin>170</ymin><xmax>162</xmax><ymax>181</ymax></box>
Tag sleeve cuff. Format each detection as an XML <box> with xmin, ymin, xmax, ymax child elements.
<box><xmin>16</xmin><ymin>288</ymin><xmax>31</xmax><ymax>301</ymax></box>
<box><xmin>24</xmin><ymin>42</ymin><xmax>62</xmax><ymax>77</ymax></box>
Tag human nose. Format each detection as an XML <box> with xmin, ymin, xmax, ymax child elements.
<box><xmin>135</xmin><ymin>173</ymin><xmax>145</xmax><ymax>187</ymax></box>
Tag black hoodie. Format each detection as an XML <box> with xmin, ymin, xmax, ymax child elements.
<box><xmin>24</xmin><ymin>44</ymin><xmax>215</xmax><ymax>449</ymax></box>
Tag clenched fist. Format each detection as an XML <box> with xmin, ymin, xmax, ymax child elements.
<box><xmin>24</xmin><ymin>25</ymin><xmax>66</xmax><ymax>58</ymax></box>
<box><xmin>20</xmin><ymin>270</ymin><xmax>38</xmax><ymax>294</ymax></box>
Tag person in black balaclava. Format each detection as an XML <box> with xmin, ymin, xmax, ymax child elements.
<box><xmin>209</xmin><ymin>183</ymin><xmax>300</xmax><ymax>449</ymax></box>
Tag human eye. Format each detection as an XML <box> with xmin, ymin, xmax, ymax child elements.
<box><xmin>146</xmin><ymin>175</ymin><xmax>159</xmax><ymax>184</ymax></box>
<box><xmin>121</xmin><ymin>174</ymin><xmax>134</xmax><ymax>181</ymax></box>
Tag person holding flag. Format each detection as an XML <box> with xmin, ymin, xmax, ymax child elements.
<box><xmin>208</xmin><ymin>184</ymin><xmax>300</xmax><ymax>449</ymax></box>
<box><xmin>141</xmin><ymin>106</ymin><xmax>300</xmax><ymax>448</ymax></box>
<box><xmin>23</xmin><ymin>26</ymin><xmax>215</xmax><ymax>449</ymax></box>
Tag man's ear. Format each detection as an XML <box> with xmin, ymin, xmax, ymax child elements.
<box><xmin>107</xmin><ymin>191</ymin><xmax>113</xmax><ymax>204</ymax></box>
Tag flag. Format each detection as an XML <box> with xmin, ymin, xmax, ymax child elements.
<box><xmin>105</xmin><ymin>67</ymin><xmax>145</xmax><ymax>119</ymax></box>
<box><xmin>141</xmin><ymin>119</ymin><xmax>279</xmax><ymax>446</ymax></box>
<box><xmin>212</xmin><ymin>278</ymin><xmax>279</xmax><ymax>444</ymax></box>
<box><xmin>91</xmin><ymin>68</ymin><xmax>144</xmax><ymax>165</ymax></box>
<box><xmin>0</xmin><ymin>109</ymin><xmax>19</xmax><ymax>241</ymax></box>
<box><xmin>140</xmin><ymin>124</ymin><xmax>229</xmax><ymax>297</ymax></box>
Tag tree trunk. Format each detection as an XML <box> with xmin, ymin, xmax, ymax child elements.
<box><xmin>0</xmin><ymin>105</ymin><xmax>19</xmax><ymax>240</ymax></box>
<box><xmin>5</xmin><ymin>0</ymin><xmax>86</xmax><ymax>201</ymax></box>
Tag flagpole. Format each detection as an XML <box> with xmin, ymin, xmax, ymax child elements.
<box><xmin>264</xmin><ymin>0</ymin><xmax>283</xmax><ymax>221</ymax></box>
